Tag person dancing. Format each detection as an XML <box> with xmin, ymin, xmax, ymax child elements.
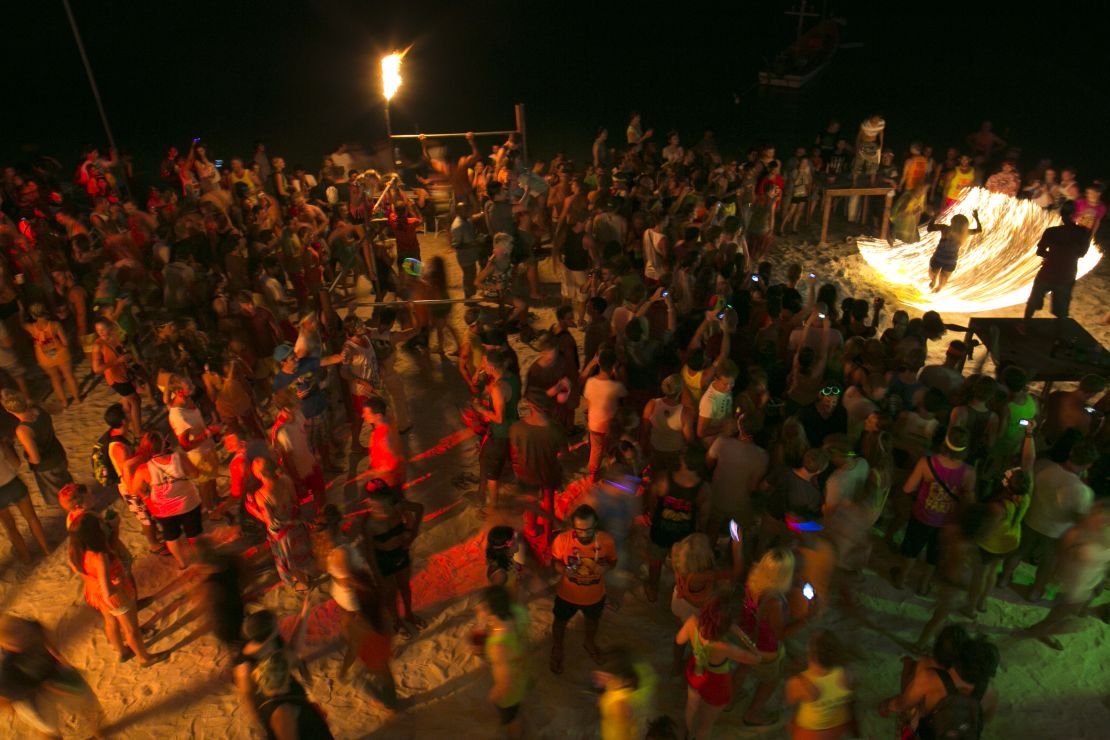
<box><xmin>926</xmin><ymin>209</ymin><xmax>981</xmax><ymax>292</ymax></box>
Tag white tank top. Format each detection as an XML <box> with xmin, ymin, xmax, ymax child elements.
<box><xmin>650</xmin><ymin>400</ymin><xmax>685</xmax><ymax>452</ymax></box>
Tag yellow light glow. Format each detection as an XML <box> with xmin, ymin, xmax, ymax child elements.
<box><xmin>856</xmin><ymin>187</ymin><xmax>1101</xmax><ymax>313</ymax></box>
<box><xmin>381</xmin><ymin>52</ymin><xmax>403</xmax><ymax>101</ymax></box>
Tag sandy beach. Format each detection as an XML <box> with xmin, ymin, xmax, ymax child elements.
<box><xmin>1</xmin><ymin>216</ymin><xmax>1108</xmax><ymax>740</ymax></box>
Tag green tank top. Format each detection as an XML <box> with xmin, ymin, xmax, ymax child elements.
<box><xmin>996</xmin><ymin>394</ymin><xmax>1037</xmax><ymax>458</ymax></box>
<box><xmin>690</xmin><ymin>627</ymin><xmax>733</xmax><ymax>675</ymax></box>
<box><xmin>490</xmin><ymin>374</ymin><xmax>521</xmax><ymax>439</ymax></box>
<box><xmin>484</xmin><ymin>603</ymin><xmax>529</xmax><ymax>708</ymax></box>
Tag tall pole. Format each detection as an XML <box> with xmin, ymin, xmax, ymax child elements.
<box><xmin>384</xmin><ymin>101</ymin><xmax>399</xmax><ymax>166</ymax></box>
<box><xmin>62</xmin><ymin>0</ymin><xmax>119</xmax><ymax>158</ymax></box>
<box><xmin>514</xmin><ymin>103</ymin><xmax>528</xmax><ymax>164</ymax></box>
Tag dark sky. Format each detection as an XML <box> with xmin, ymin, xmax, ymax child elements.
<box><xmin>6</xmin><ymin>1</ymin><xmax>1110</xmax><ymax>180</ymax></box>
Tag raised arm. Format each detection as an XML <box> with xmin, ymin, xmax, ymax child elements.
<box><xmin>968</xmin><ymin>209</ymin><xmax>983</xmax><ymax>234</ymax></box>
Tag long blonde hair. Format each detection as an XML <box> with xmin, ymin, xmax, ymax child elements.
<box><xmin>746</xmin><ymin>547</ymin><xmax>795</xmax><ymax>602</ymax></box>
<box><xmin>672</xmin><ymin>533</ymin><xmax>715</xmax><ymax>578</ymax></box>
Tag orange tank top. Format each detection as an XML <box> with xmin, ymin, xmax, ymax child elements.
<box><xmin>96</xmin><ymin>339</ymin><xmax>129</xmax><ymax>385</ymax></box>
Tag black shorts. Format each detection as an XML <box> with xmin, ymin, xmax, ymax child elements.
<box><xmin>928</xmin><ymin>256</ymin><xmax>957</xmax><ymax>273</ymax></box>
<box><xmin>156</xmin><ymin>506</ymin><xmax>203</xmax><ymax>540</ymax></box>
<box><xmin>480</xmin><ymin>436</ymin><xmax>511</xmax><ymax>482</ymax></box>
<box><xmin>553</xmin><ymin>595</ymin><xmax>605</xmax><ymax>622</ymax></box>
<box><xmin>497</xmin><ymin>704</ymin><xmax>521</xmax><ymax>725</ymax></box>
<box><xmin>110</xmin><ymin>381</ymin><xmax>137</xmax><ymax>397</ymax></box>
<box><xmin>900</xmin><ymin>516</ymin><xmax>941</xmax><ymax>565</ymax></box>
<box><xmin>375</xmin><ymin>546</ymin><xmax>412</xmax><ymax>577</ymax></box>
<box><xmin>978</xmin><ymin>546</ymin><xmax>1008</xmax><ymax>562</ymax></box>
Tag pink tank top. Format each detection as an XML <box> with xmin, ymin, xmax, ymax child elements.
<box><xmin>741</xmin><ymin>587</ymin><xmax>786</xmax><ymax>653</ymax></box>
<box><xmin>913</xmin><ymin>457</ymin><xmax>968</xmax><ymax>527</ymax></box>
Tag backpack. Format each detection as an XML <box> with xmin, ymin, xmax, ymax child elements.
<box><xmin>91</xmin><ymin>431</ymin><xmax>121</xmax><ymax>487</ymax></box>
<box><xmin>916</xmin><ymin>669</ymin><xmax>982</xmax><ymax>740</ymax></box>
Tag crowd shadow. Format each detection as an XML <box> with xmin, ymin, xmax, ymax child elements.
<box><xmin>98</xmin><ymin>670</ymin><xmax>229</xmax><ymax>735</ymax></box>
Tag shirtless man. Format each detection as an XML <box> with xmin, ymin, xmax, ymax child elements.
<box><xmin>420</xmin><ymin>132</ymin><xmax>480</xmax><ymax>210</ymax></box>
<box><xmin>852</xmin><ymin>114</ymin><xmax>886</xmax><ymax>185</ymax></box>
<box><xmin>880</xmin><ymin>634</ymin><xmax>999</xmax><ymax>737</ymax></box>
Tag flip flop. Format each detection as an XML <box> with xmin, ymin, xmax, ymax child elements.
<box><xmin>1036</xmin><ymin>635</ymin><xmax>1064</xmax><ymax>651</ymax></box>
<box><xmin>549</xmin><ymin>652</ymin><xmax>564</xmax><ymax>674</ymax></box>
<box><xmin>584</xmin><ymin>643</ymin><xmax>604</xmax><ymax>665</ymax></box>
<box><xmin>140</xmin><ymin>651</ymin><xmax>170</xmax><ymax>667</ymax></box>
<box><xmin>407</xmin><ymin>615</ymin><xmax>428</xmax><ymax>630</ymax></box>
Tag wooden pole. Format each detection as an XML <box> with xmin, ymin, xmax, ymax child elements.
<box><xmin>819</xmin><ymin>190</ymin><xmax>833</xmax><ymax>247</ymax></box>
<box><xmin>880</xmin><ymin>190</ymin><xmax>894</xmax><ymax>242</ymax></box>
<box><xmin>389</xmin><ymin>130</ymin><xmax>518</xmax><ymax>139</ymax></box>
<box><xmin>515</xmin><ymin>103</ymin><xmax>528</xmax><ymax>163</ymax></box>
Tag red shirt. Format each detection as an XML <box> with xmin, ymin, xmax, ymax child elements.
<box><xmin>757</xmin><ymin>175</ymin><xmax>785</xmax><ymax>206</ymax></box>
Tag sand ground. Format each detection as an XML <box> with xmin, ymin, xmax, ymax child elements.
<box><xmin>1</xmin><ymin>215</ymin><xmax>1109</xmax><ymax>739</ymax></box>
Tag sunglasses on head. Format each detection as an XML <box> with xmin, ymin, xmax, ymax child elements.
<box><xmin>820</xmin><ymin>386</ymin><xmax>841</xmax><ymax>397</ymax></box>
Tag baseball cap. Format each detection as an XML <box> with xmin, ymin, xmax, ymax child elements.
<box><xmin>273</xmin><ymin>344</ymin><xmax>295</xmax><ymax>363</ymax></box>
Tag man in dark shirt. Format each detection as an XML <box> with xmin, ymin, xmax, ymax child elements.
<box><xmin>795</xmin><ymin>386</ymin><xmax>849</xmax><ymax>448</ymax></box>
<box><xmin>1021</xmin><ymin>201</ymin><xmax>1090</xmax><ymax>330</ymax></box>
<box><xmin>767</xmin><ymin>448</ymin><xmax>829</xmax><ymax>523</ymax></box>
<box><xmin>510</xmin><ymin>397</ymin><xmax>567</xmax><ymax>542</ymax></box>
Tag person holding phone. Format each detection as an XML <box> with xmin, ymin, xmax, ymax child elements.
<box><xmin>548</xmin><ymin>505</ymin><xmax>616</xmax><ymax>674</ymax></box>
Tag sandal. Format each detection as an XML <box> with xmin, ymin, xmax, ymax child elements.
<box><xmin>549</xmin><ymin>651</ymin><xmax>564</xmax><ymax>674</ymax></box>
<box><xmin>140</xmin><ymin>651</ymin><xmax>170</xmax><ymax>667</ymax></box>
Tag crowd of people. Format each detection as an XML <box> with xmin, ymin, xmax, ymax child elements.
<box><xmin>0</xmin><ymin>107</ymin><xmax>1106</xmax><ymax>740</ymax></box>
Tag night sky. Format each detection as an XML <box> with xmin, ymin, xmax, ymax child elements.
<box><xmin>6</xmin><ymin>1</ymin><xmax>1110</xmax><ymax>181</ymax></box>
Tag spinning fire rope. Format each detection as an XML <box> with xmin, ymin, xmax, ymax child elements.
<box><xmin>856</xmin><ymin>187</ymin><xmax>1101</xmax><ymax>313</ymax></box>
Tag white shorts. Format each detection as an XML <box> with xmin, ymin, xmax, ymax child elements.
<box><xmin>560</xmin><ymin>268</ymin><xmax>588</xmax><ymax>303</ymax></box>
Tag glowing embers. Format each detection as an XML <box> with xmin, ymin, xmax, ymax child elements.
<box><xmin>856</xmin><ymin>187</ymin><xmax>1101</xmax><ymax>312</ymax></box>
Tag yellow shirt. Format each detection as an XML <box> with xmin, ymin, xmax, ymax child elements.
<box><xmin>945</xmin><ymin>168</ymin><xmax>975</xmax><ymax>201</ymax></box>
<box><xmin>794</xmin><ymin>667</ymin><xmax>853</xmax><ymax>730</ymax></box>
<box><xmin>599</xmin><ymin>687</ymin><xmax>635</xmax><ymax>740</ymax></box>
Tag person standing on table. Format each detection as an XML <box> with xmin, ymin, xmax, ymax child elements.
<box><xmin>1019</xmin><ymin>200</ymin><xmax>1091</xmax><ymax>333</ymax></box>
<box><xmin>851</xmin><ymin>114</ymin><xmax>885</xmax><ymax>185</ymax></box>
<box><xmin>549</xmin><ymin>504</ymin><xmax>617</xmax><ymax>675</ymax></box>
